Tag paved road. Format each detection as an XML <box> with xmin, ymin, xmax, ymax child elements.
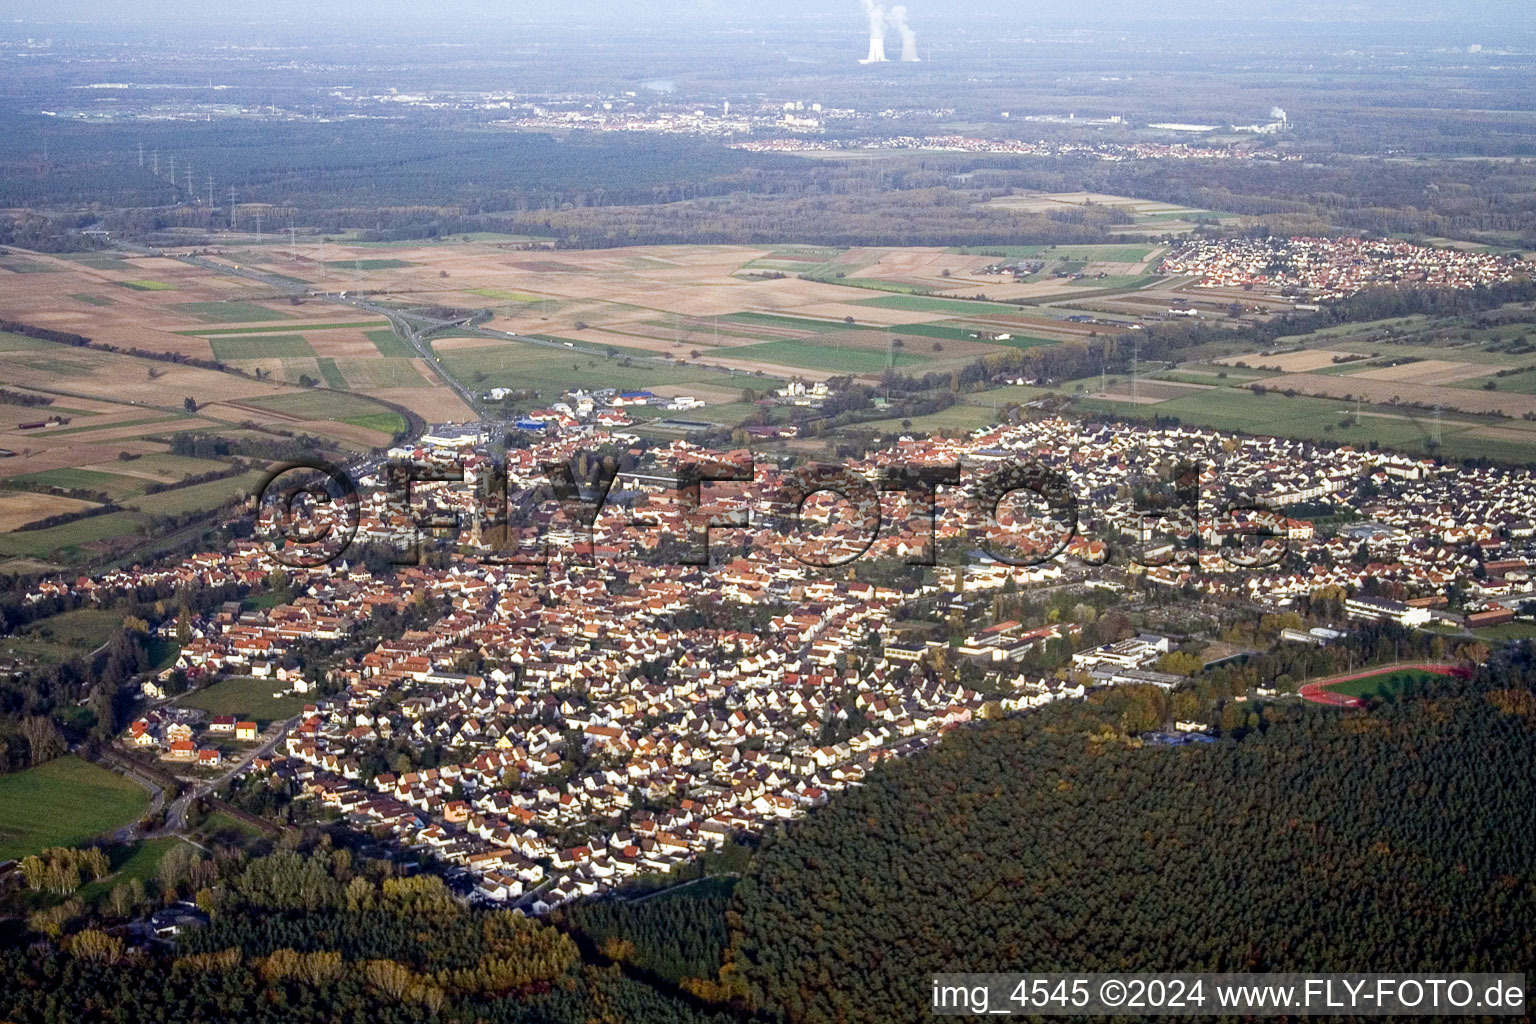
<box><xmin>155</xmin><ymin>714</ymin><xmax>301</xmax><ymax>834</ymax></box>
<box><xmin>89</xmin><ymin>713</ymin><xmax>300</xmax><ymax>841</ymax></box>
<box><xmin>96</xmin><ymin>753</ymin><xmax>168</xmax><ymax>843</ymax></box>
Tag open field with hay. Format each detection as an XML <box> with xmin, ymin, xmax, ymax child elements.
<box><xmin>983</xmin><ymin>191</ymin><xmax>1238</xmax><ymax>236</ymax></box>
<box><xmin>0</xmin><ymin>492</ymin><xmax>99</xmax><ymax>532</ymax></box>
<box><xmin>1250</xmin><ymin>372</ymin><xmax>1536</xmax><ymax>418</ymax></box>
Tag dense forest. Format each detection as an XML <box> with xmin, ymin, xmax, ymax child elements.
<box><xmin>721</xmin><ymin>659</ymin><xmax>1536</xmax><ymax>1023</ymax></box>
<box><xmin>561</xmin><ymin>877</ymin><xmax>735</xmax><ymax>988</ymax></box>
<box><xmin>0</xmin><ymin>842</ymin><xmax>736</xmax><ymax>1024</ymax></box>
<box><xmin>4</xmin><ymin>111</ymin><xmax>1536</xmax><ymax>249</ymax></box>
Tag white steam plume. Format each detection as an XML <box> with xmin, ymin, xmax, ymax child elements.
<box><xmin>891</xmin><ymin>5</ymin><xmax>919</xmax><ymax>62</ymax></box>
<box><xmin>1270</xmin><ymin>106</ymin><xmax>1287</xmax><ymax>122</ymax></box>
<box><xmin>859</xmin><ymin>0</ymin><xmax>888</xmax><ymax>63</ymax></box>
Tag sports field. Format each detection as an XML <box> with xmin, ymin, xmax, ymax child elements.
<box><xmin>0</xmin><ymin>756</ymin><xmax>150</xmax><ymax>860</ymax></box>
<box><xmin>1299</xmin><ymin>665</ymin><xmax>1462</xmax><ymax>707</ymax></box>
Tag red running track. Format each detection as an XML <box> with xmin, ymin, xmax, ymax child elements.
<box><xmin>1297</xmin><ymin>662</ymin><xmax>1467</xmax><ymax>708</ymax></box>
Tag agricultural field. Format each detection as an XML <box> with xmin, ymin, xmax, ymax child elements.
<box><xmin>194</xmin><ymin>239</ymin><xmax>1126</xmax><ymax>370</ymax></box>
<box><xmin>208</xmin><ymin>334</ymin><xmax>315</xmax><ymax>360</ymax></box>
<box><xmin>170</xmin><ymin>300</ymin><xmax>295</xmax><ymax>323</ymax></box>
<box><xmin>176</xmin><ymin>676</ymin><xmax>312</xmax><ymax>726</ymax></box>
<box><xmin>726</xmin><ymin>338</ymin><xmax>925</xmax><ymax>374</ymax></box>
<box><xmin>0</xmin><ymin>250</ymin><xmax>421</xmax><ymax>568</ymax></box>
<box><xmin>0</xmin><ymin>510</ymin><xmax>158</xmax><ymax>564</ymax></box>
<box><xmin>1074</xmin><ymin>384</ymin><xmax>1536</xmax><ymax>463</ymax></box>
<box><xmin>958</xmin><ymin>244</ymin><xmax>1162</xmax><ymax>263</ymax></box>
<box><xmin>1</xmin><ymin>607</ymin><xmax>126</xmax><ymax>664</ymax></box>
<box><xmin>855</xmin><ymin>294</ymin><xmax>1017</xmax><ymax>316</ymax></box>
<box><xmin>323</xmin><ymin>258</ymin><xmax>415</xmax><ymax>271</ymax></box>
<box><xmin>0</xmin><ymin>492</ymin><xmax>99</xmax><ymax>532</ymax></box>
<box><xmin>846</xmin><ymin>403</ymin><xmax>1006</xmax><ymax>436</ymax></box>
<box><xmin>332</xmin><ymin>357</ymin><xmax>431</xmax><ymax>389</ymax></box>
<box><xmin>437</xmin><ymin>336</ymin><xmax>779</xmax><ymax>416</ymax></box>
<box><xmin>122</xmin><ymin>469</ymin><xmax>267</xmax><ymax>517</ymax></box>
<box><xmin>366</xmin><ymin>328</ymin><xmax>417</xmax><ymax>357</ymax></box>
<box><xmin>0</xmin><ymin>756</ymin><xmax>151</xmax><ymax>861</ymax></box>
<box><xmin>8</xmin><ymin>467</ymin><xmax>146</xmax><ymax>501</ymax></box>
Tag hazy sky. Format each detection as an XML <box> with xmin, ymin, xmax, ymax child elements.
<box><xmin>5</xmin><ymin>0</ymin><xmax>1529</xmax><ymax>29</ymax></box>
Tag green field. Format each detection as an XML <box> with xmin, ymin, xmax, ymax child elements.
<box><xmin>727</xmin><ymin>339</ymin><xmax>924</xmax><ymax>374</ymax></box>
<box><xmin>48</xmin><ymin>414</ymin><xmax>184</xmax><ymax>438</ymax></box>
<box><xmin>117</xmin><ymin>280</ymin><xmax>176</xmax><ymax>291</ymax></box>
<box><xmin>1323</xmin><ymin>668</ymin><xmax>1445</xmax><ymax>700</ymax></box>
<box><xmin>114</xmin><ymin>452</ymin><xmax>233</xmax><ymax>482</ymax></box>
<box><xmin>848</xmin><ymin>403</ymin><xmax>1004</xmax><ymax>436</ymax></box>
<box><xmin>70</xmin><ymin>293</ymin><xmax>115</xmax><ymax>307</ymax></box>
<box><xmin>993</xmin><ymin>335</ymin><xmax>1061</xmax><ymax>352</ymax></box>
<box><xmin>325</xmin><ymin>258</ymin><xmax>414</xmax><ymax>271</ymax></box>
<box><xmin>315</xmin><ymin>356</ymin><xmax>348</xmax><ymax>389</ymax></box>
<box><xmin>147</xmin><ymin>636</ymin><xmax>180</xmax><ymax>671</ymax></box>
<box><xmin>1452</xmin><ymin>370</ymin><xmax>1536</xmax><ymax>394</ymax></box>
<box><xmin>209</xmin><ymin>334</ymin><xmax>316</xmax><ymax>360</ymax></box>
<box><xmin>197</xmin><ymin>810</ymin><xmax>266</xmax><ymax>841</ymax></box>
<box><xmin>855</xmin><ymin>295</ymin><xmax>1012</xmax><ymax>315</ymax></box>
<box><xmin>76</xmin><ymin>837</ymin><xmax>180</xmax><ymax>905</ymax></box>
<box><xmin>5</xmin><ymin>608</ymin><xmax>126</xmax><ymax>663</ymax></box>
<box><xmin>0</xmin><ymin>331</ymin><xmax>61</xmax><ymax>352</ymax></box>
<box><xmin>366</xmin><ymin>328</ymin><xmax>417</xmax><ymax>357</ymax></box>
<box><xmin>830</xmin><ymin>277</ymin><xmax>938</xmax><ymax>296</ymax></box>
<box><xmin>336</xmin><ymin>357</ymin><xmax>428</xmax><ymax>388</ymax></box>
<box><xmin>0</xmin><ymin>257</ymin><xmax>59</xmax><ymax>273</ymax></box>
<box><xmin>176</xmin><ymin>676</ymin><xmax>311</xmax><ymax>726</ymax></box>
<box><xmin>1472</xmin><ymin>621</ymin><xmax>1536</xmax><ymax>642</ymax></box>
<box><xmin>888</xmin><ymin>322</ymin><xmax>988</xmax><ymax>341</ymax></box>
<box><xmin>9</xmin><ymin>467</ymin><xmax>142</xmax><ymax>499</ymax></box>
<box><xmin>124</xmin><ymin>469</ymin><xmax>266</xmax><ymax>517</ymax></box>
<box><xmin>0</xmin><ymin>756</ymin><xmax>151</xmax><ymax>861</ymax></box>
<box><xmin>176</xmin><ymin>320</ymin><xmax>388</xmax><ymax>337</ymax></box>
<box><xmin>720</xmin><ymin>312</ymin><xmax>874</xmax><ymax>334</ymax></box>
<box><xmin>470</xmin><ymin>288</ymin><xmax>544</xmax><ymax>303</ymax></box>
<box><xmin>240</xmin><ymin>390</ymin><xmax>398</xmax><ymax>420</ymax></box>
<box><xmin>1075</xmin><ymin>387</ymin><xmax>1536</xmax><ymax>464</ymax></box>
<box><xmin>1063</xmin><ymin>274</ymin><xmax>1160</xmax><ymax>290</ymax></box>
<box><xmin>340</xmin><ymin>412</ymin><xmax>407</xmax><ymax>435</ymax></box>
<box><xmin>438</xmin><ymin>338</ymin><xmax>780</xmax><ymax>400</ymax></box>
<box><xmin>0</xmin><ymin>510</ymin><xmax>153</xmax><ymax>562</ymax></box>
<box><xmin>171</xmin><ymin>301</ymin><xmax>294</xmax><ymax>324</ymax></box>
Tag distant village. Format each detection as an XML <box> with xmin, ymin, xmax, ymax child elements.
<box><xmin>1159</xmin><ymin>236</ymin><xmax>1529</xmax><ymax>301</ymax></box>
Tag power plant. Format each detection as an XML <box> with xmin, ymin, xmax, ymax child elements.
<box><xmin>859</xmin><ymin>0</ymin><xmax>888</xmax><ymax>63</ymax></box>
<box><xmin>891</xmin><ymin>6</ymin><xmax>920</xmax><ymax>62</ymax></box>
<box><xmin>858</xmin><ymin>0</ymin><xmax>920</xmax><ymax>64</ymax></box>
